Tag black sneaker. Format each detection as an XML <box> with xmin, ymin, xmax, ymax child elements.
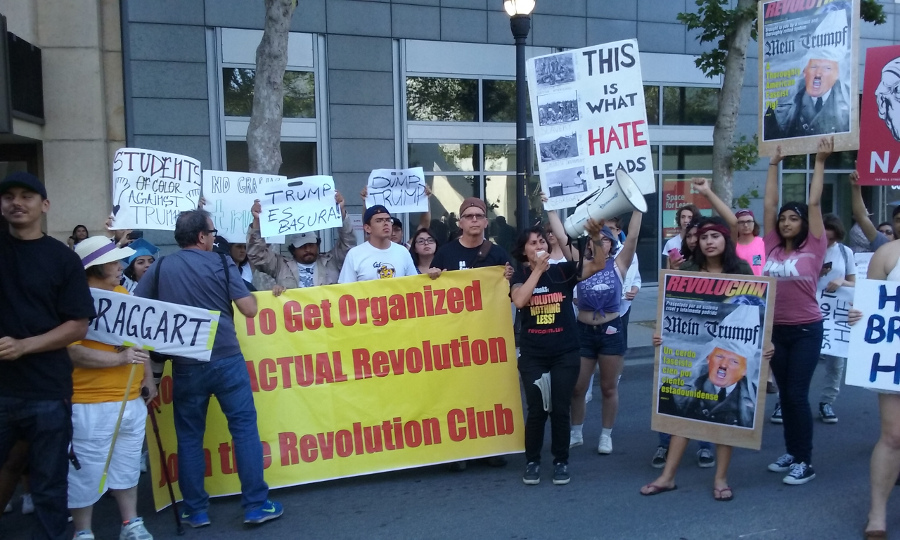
<box><xmin>767</xmin><ymin>453</ymin><xmax>794</xmax><ymax>472</ymax></box>
<box><xmin>783</xmin><ymin>462</ymin><xmax>816</xmax><ymax>485</ymax></box>
<box><xmin>819</xmin><ymin>402</ymin><xmax>838</xmax><ymax>424</ymax></box>
<box><xmin>770</xmin><ymin>402</ymin><xmax>783</xmax><ymax>424</ymax></box>
<box><xmin>651</xmin><ymin>446</ymin><xmax>668</xmax><ymax>469</ymax></box>
<box><xmin>552</xmin><ymin>463</ymin><xmax>570</xmax><ymax>485</ymax></box>
<box><xmin>696</xmin><ymin>448</ymin><xmax>716</xmax><ymax>468</ymax></box>
<box><xmin>523</xmin><ymin>462</ymin><xmax>540</xmax><ymax>485</ymax></box>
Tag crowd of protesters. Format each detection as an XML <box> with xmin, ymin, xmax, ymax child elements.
<box><xmin>2</xmin><ymin>134</ymin><xmax>900</xmax><ymax>538</ymax></box>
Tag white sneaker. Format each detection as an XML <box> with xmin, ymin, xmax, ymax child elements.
<box><xmin>4</xmin><ymin>501</ymin><xmax>11</xmax><ymax>513</ymax></box>
<box><xmin>73</xmin><ymin>531</ymin><xmax>95</xmax><ymax>540</ymax></box>
<box><xmin>21</xmin><ymin>493</ymin><xmax>33</xmax><ymax>515</ymax></box>
<box><xmin>597</xmin><ymin>434</ymin><xmax>613</xmax><ymax>455</ymax></box>
<box><xmin>120</xmin><ymin>517</ymin><xmax>153</xmax><ymax>540</ymax></box>
<box><xmin>569</xmin><ymin>430</ymin><xmax>583</xmax><ymax>448</ymax></box>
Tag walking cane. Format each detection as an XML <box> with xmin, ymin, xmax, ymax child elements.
<box><xmin>98</xmin><ymin>361</ymin><xmax>141</xmax><ymax>493</ymax></box>
<box><xmin>145</xmin><ymin>388</ymin><xmax>185</xmax><ymax>536</ymax></box>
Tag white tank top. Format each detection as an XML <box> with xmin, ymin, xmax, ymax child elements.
<box><xmin>887</xmin><ymin>252</ymin><xmax>900</xmax><ymax>281</ymax></box>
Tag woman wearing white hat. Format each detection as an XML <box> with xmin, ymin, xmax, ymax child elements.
<box><xmin>68</xmin><ymin>236</ymin><xmax>156</xmax><ymax>540</ymax></box>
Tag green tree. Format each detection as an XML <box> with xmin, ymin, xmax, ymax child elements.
<box><xmin>678</xmin><ymin>0</ymin><xmax>885</xmax><ymax>207</ymax></box>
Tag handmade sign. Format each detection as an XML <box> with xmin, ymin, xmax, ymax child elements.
<box><xmin>202</xmin><ymin>170</ymin><xmax>286</xmax><ymax>243</ymax></box>
<box><xmin>818</xmin><ymin>286</ymin><xmax>852</xmax><ymax>358</ymax></box>
<box><xmin>366</xmin><ymin>167</ymin><xmax>427</xmax><ymax>213</ymax></box>
<box><xmin>110</xmin><ymin>148</ymin><xmax>202</xmax><ymax>230</ymax></box>
<box><xmin>526</xmin><ymin>39</ymin><xmax>655</xmax><ymax>210</ymax></box>
<box><xmin>146</xmin><ymin>268</ymin><xmax>523</xmax><ymax>510</ymax></box>
<box><xmin>858</xmin><ymin>44</ymin><xmax>900</xmax><ymax>185</ymax></box>
<box><xmin>653</xmin><ymin>271</ymin><xmax>775</xmax><ymax>450</ymax></box>
<box><xmin>258</xmin><ymin>175</ymin><xmax>343</xmax><ymax>238</ymax></box>
<box><xmin>855</xmin><ymin>252</ymin><xmax>874</xmax><ymax>279</ymax></box>
<box><xmin>758</xmin><ymin>0</ymin><xmax>860</xmax><ymax>156</ymax></box>
<box><xmin>847</xmin><ymin>279</ymin><xmax>900</xmax><ymax>391</ymax></box>
<box><xmin>85</xmin><ymin>288</ymin><xmax>220</xmax><ymax>361</ymax></box>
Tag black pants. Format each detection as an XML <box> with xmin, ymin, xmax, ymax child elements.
<box><xmin>518</xmin><ymin>349</ymin><xmax>580</xmax><ymax>465</ymax></box>
<box><xmin>0</xmin><ymin>397</ymin><xmax>70</xmax><ymax>540</ymax></box>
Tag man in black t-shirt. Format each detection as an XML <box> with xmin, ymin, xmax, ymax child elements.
<box><xmin>0</xmin><ymin>172</ymin><xmax>95</xmax><ymax>539</ymax></box>
<box><xmin>430</xmin><ymin>197</ymin><xmax>514</xmax><ymax>277</ymax></box>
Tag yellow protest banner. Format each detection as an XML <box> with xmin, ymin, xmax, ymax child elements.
<box><xmin>148</xmin><ymin>267</ymin><xmax>524</xmax><ymax>510</ymax></box>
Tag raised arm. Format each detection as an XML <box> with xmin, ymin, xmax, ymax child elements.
<box><xmin>579</xmin><ymin>218</ymin><xmax>609</xmax><ymax>280</ymax></box>
<box><xmin>417</xmin><ymin>185</ymin><xmax>433</xmax><ymax>232</ymax></box>
<box><xmin>808</xmin><ymin>137</ymin><xmax>832</xmax><ymax>239</ymax></box>
<box><xmin>692</xmin><ymin>177</ymin><xmax>738</xmax><ymax>241</ymax></box>
<box><xmin>246</xmin><ymin>199</ymin><xmax>291</xmax><ymax>280</ymax></box>
<box><xmin>849</xmin><ymin>171</ymin><xmax>879</xmax><ymax>242</ymax></box>
<box><xmin>763</xmin><ymin>145</ymin><xmax>783</xmax><ymax>237</ymax></box>
<box><xmin>614</xmin><ymin>210</ymin><xmax>643</xmax><ymax>276</ymax></box>
<box><xmin>541</xmin><ymin>192</ymin><xmax>575</xmax><ymax>261</ymax></box>
<box><xmin>332</xmin><ymin>192</ymin><xmax>357</xmax><ymax>264</ymax></box>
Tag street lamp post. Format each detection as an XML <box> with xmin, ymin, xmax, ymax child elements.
<box><xmin>505</xmin><ymin>0</ymin><xmax>534</xmax><ymax>233</ymax></box>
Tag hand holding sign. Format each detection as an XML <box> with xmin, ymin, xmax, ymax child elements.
<box><xmin>258</xmin><ymin>176</ymin><xmax>343</xmax><ymax>238</ymax></box>
<box><xmin>201</xmin><ymin>170</ymin><xmax>287</xmax><ymax>243</ymax></box>
<box><xmin>365</xmin><ymin>167</ymin><xmax>428</xmax><ymax>213</ymax></box>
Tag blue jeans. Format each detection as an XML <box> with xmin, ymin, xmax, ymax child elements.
<box><xmin>658</xmin><ymin>432</ymin><xmax>712</xmax><ymax>451</ymax></box>
<box><xmin>770</xmin><ymin>321</ymin><xmax>824</xmax><ymax>464</ymax></box>
<box><xmin>172</xmin><ymin>354</ymin><xmax>268</xmax><ymax>513</ymax></box>
<box><xmin>0</xmin><ymin>397</ymin><xmax>70</xmax><ymax>540</ymax></box>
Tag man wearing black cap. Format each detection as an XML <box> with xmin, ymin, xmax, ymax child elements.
<box><xmin>430</xmin><ymin>197</ymin><xmax>514</xmax><ymax>278</ymax></box>
<box><xmin>247</xmin><ymin>193</ymin><xmax>355</xmax><ymax>292</ymax></box>
<box><xmin>0</xmin><ymin>172</ymin><xmax>95</xmax><ymax>539</ymax></box>
<box><xmin>339</xmin><ymin>205</ymin><xmax>417</xmax><ymax>282</ymax></box>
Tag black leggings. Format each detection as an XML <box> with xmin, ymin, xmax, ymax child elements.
<box><xmin>518</xmin><ymin>349</ymin><xmax>580</xmax><ymax>465</ymax></box>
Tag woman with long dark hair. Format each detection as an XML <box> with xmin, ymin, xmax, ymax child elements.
<box><xmin>762</xmin><ymin>138</ymin><xmax>830</xmax><ymax>486</ymax></box>
<box><xmin>510</xmin><ymin>216</ymin><xmax>627</xmax><ymax>486</ymax></box>
<box><xmin>409</xmin><ymin>228</ymin><xmax>438</xmax><ymax>274</ymax></box>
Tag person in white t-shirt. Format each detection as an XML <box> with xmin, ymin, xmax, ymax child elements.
<box><xmin>339</xmin><ymin>205</ymin><xmax>418</xmax><ymax>283</ymax></box>
<box><xmin>814</xmin><ymin>214</ymin><xmax>855</xmax><ymax>423</ymax></box>
<box><xmin>662</xmin><ymin>204</ymin><xmax>700</xmax><ymax>269</ymax></box>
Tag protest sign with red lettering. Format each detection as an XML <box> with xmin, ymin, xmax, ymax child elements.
<box><xmin>857</xmin><ymin>44</ymin><xmax>900</xmax><ymax>185</ymax></box>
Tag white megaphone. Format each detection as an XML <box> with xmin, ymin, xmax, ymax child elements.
<box><xmin>563</xmin><ymin>168</ymin><xmax>647</xmax><ymax>239</ymax></box>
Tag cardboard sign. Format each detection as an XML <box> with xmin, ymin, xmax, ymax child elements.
<box><xmin>147</xmin><ymin>268</ymin><xmax>523</xmax><ymax>510</ymax></box>
<box><xmin>858</xmin><ymin>44</ymin><xmax>900</xmax><ymax>185</ymax></box>
<box><xmin>258</xmin><ymin>176</ymin><xmax>343</xmax><ymax>238</ymax></box>
<box><xmin>855</xmin><ymin>252</ymin><xmax>874</xmax><ymax>279</ymax></box>
<box><xmin>202</xmin><ymin>170</ymin><xmax>286</xmax><ymax>243</ymax></box>
<box><xmin>847</xmin><ymin>279</ymin><xmax>900</xmax><ymax>391</ymax></box>
<box><xmin>758</xmin><ymin>0</ymin><xmax>860</xmax><ymax>156</ymax></box>
<box><xmin>110</xmin><ymin>148</ymin><xmax>202</xmax><ymax>230</ymax></box>
<box><xmin>366</xmin><ymin>167</ymin><xmax>427</xmax><ymax>213</ymax></box>
<box><xmin>526</xmin><ymin>39</ymin><xmax>655</xmax><ymax>210</ymax></box>
<box><xmin>85</xmin><ymin>288</ymin><xmax>220</xmax><ymax>362</ymax></box>
<box><xmin>818</xmin><ymin>286</ymin><xmax>853</xmax><ymax>358</ymax></box>
<box><xmin>653</xmin><ymin>271</ymin><xmax>775</xmax><ymax>450</ymax></box>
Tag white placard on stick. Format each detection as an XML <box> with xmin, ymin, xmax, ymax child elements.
<box><xmin>855</xmin><ymin>252</ymin><xmax>874</xmax><ymax>280</ymax></box>
<box><xmin>258</xmin><ymin>175</ymin><xmax>342</xmax><ymax>238</ymax></box>
<box><xmin>818</xmin><ymin>286</ymin><xmax>853</xmax><ymax>358</ymax></box>
<box><xmin>847</xmin><ymin>279</ymin><xmax>900</xmax><ymax>391</ymax></box>
<box><xmin>86</xmin><ymin>289</ymin><xmax>220</xmax><ymax>362</ymax></box>
<box><xmin>201</xmin><ymin>170</ymin><xmax>286</xmax><ymax>243</ymax></box>
<box><xmin>366</xmin><ymin>167</ymin><xmax>428</xmax><ymax>213</ymax></box>
<box><xmin>110</xmin><ymin>148</ymin><xmax>202</xmax><ymax>231</ymax></box>
<box><xmin>526</xmin><ymin>39</ymin><xmax>655</xmax><ymax>211</ymax></box>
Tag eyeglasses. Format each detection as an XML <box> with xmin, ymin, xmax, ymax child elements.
<box><xmin>206</xmin><ymin>228</ymin><xmax>218</xmax><ymax>236</ymax></box>
<box><xmin>415</xmin><ymin>238</ymin><xmax>436</xmax><ymax>245</ymax></box>
<box><xmin>461</xmin><ymin>213</ymin><xmax>485</xmax><ymax>221</ymax></box>
<box><xmin>879</xmin><ymin>228</ymin><xmax>894</xmax><ymax>236</ymax></box>
<box><xmin>737</xmin><ymin>220</ymin><xmax>754</xmax><ymax>226</ymax></box>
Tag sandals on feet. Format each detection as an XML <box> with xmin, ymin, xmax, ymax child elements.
<box><xmin>713</xmin><ymin>486</ymin><xmax>733</xmax><ymax>502</ymax></box>
<box><xmin>640</xmin><ymin>483</ymin><xmax>677</xmax><ymax>496</ymax></box>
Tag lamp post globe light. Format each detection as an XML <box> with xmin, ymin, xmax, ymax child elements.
<box><xmin>505</xmin><ymin>0</ymin><xmax>534</xmax><ymax>233</ymax></box>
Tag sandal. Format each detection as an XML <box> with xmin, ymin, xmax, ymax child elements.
<box><xmin>640</xmin><ymin>483</ymin><xmax>677</xmax><ymax>496</ymax></box>
<box><xmin>713</xmin><ymin>486</ymin><xmax>733</xmax><ymax>502</ymax></box>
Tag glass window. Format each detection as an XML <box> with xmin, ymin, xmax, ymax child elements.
<box><xmin>483</xmin><ymin>79</ymin><xmax>516</xmax><ymax>123</ymax></box>
<box><xmin>225</xmin><ymin>141</ymin><xmax>317</xmax><ymax>179</ymax></box>
<box><xmin>824</xmin><ymin>150</ymin><xmax>857</xmax><ymax>170</ymax></box>
<box><xmin>781</xmin><ymin>172</ymin><xmax>807</xmax><ymax>204</ymax></box>
<box><xmin>662</xmin><ymin>87</ymin><xmax>718</xmax><ymax>126</ymax></box>
<box><xmin>406</xmin><ymin>77</ymin><xmax>478</xmax><ymax>122</ymax></box>
<box><xmin>661</xmin><ymin>145</ymin><xmax>713</xmax><ymax>171</ymax></box>
<box><xmin>644</xmin><ymin>86</ymin><xmax>659</xmax><ymax>125</ymax></box>
<box><xmin>484</xmin><ymin>144</ymin><xmax>516</xmax><ymax>172</ymax></box>
<box><xmin>409</xmin><ymin>143</ymin><xmax>476</xmax><ymax>172</ymax></box>
<box><xmin>782</xmin><ymin>154</ymin><xmax>806</xmax><ymax>170</ymax></box>
<box><xmin>223</xmin><ymin>68</ymin><xmax>315</xmax><ymax>118</ymax></box>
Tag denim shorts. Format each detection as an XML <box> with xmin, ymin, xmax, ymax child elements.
<box><xmin>578</xmin><ymin>317</ymin><xmax>625</xmax><ymax>358</ymax></box>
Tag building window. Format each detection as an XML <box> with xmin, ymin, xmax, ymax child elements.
<box><xmin>225</xmin><ymin>141</ymin><xmax>317</xmax><ymax>179</ymax></box>
<box><xmin>222</xmin><ymin>68</ymin><xmax>315</xmax><ymax>118</ymax></box>
<box><xmin>780</xmin><ymin>150</ymin><xmax>856</xmax><ymax>221</ymax></box>
<box><xmin>406</xmin><ymin>77</ymin><xmax>478</xmax><ymax>122</ymax></box>
<box><xmin>643</xmin><ymin>85</ymin><xmax>718</xmax><ymax>126</ymax></box>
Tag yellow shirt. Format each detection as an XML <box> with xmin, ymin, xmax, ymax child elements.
<box><xmin>71</xmin><ymin>286</ymin><xmax>143</xmax><ymax>404</ymax></box>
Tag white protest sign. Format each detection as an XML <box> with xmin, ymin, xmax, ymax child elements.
<box><xmin>85</xmin><ymin>289</ymin><xmax>220</xmax><ymax>362</ymax></box>
<box><xmin>201</xmin><ymin>170</ymin><xmax>286</xmax><ymax>244</ymax></box>
<box><xmin>110</xmin><ymin>148</ymin><xmax>202</xmax><ymax>231</ymax></box>
<box><xmin>855</xmin><ymin>252</ymin><xmax>874</xmax><ymax>279</ymax></box>
<box><xmin>365</xmin><ymin>167</ymin><xmax>428</xmax><ymax>213</ymax></box>
<box><xmin>258</xmin><ymin>175</ymin><xmax>342</xmax><ymax>238</ymax></box>
<box><xmin>817</xmin><ymin>286</ymin><xmax>853</xmax><ymax>358</ymax></box>
<box><xmin>526</xmin><ymin>39</ymin><xmax>655</xmax><ymax>211</ymax></box>
<box><xmin>847</xmin><ymin>279</ymin><xmax>900</xmax><ymax>391</ymax></box>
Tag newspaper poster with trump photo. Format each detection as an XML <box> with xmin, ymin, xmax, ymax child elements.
<box><xmin>758</xmin><ymin>0</ymin><xmax>860</xmax><ymax>156</ymax></box>
<box><xmin>652</xmin><ymin>271</ymin><xmax>775</xmax><ymax>450</ymax></box>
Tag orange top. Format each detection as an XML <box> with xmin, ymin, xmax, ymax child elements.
<box><xmin>71</xmin><ymin>286</ymin><xmax>144</xmax><ymax>404</ymax></box>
